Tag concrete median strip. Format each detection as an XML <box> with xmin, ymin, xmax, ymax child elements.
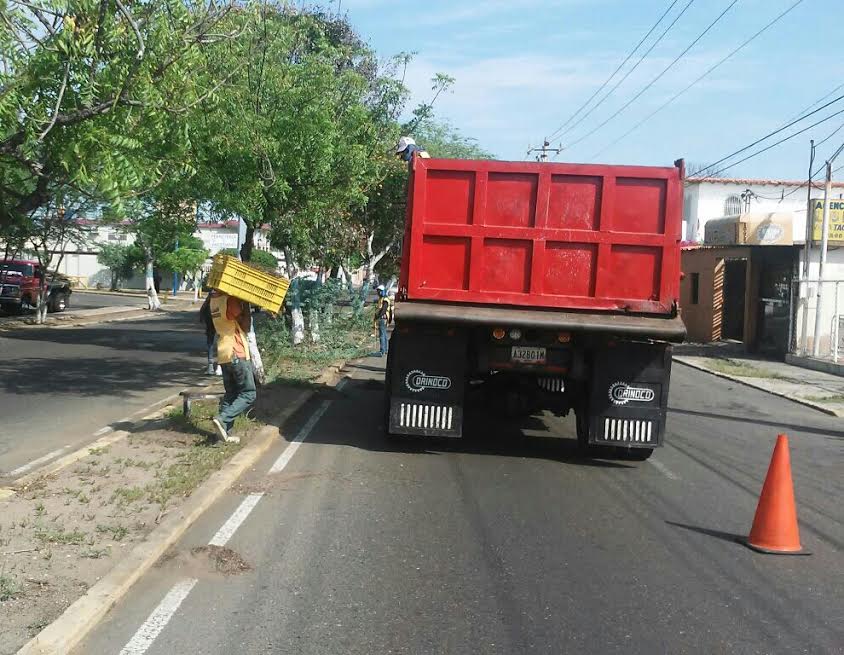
<box><xmin>16</xmin><ymin>387</ymin><xmax>315</xmax><ymax>655</ymax></box>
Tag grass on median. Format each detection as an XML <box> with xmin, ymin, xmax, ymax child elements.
<box><xmin>803</xmin><ymin>393</ymin><xmax>844</xmax><ymax>403</ymax></box>
<box><xmin>0</xmin><ymin>574</ymin><xmax>20</xmax><ymax>601</ymax></box>
<box><xmin>257</xmin><ymin>309</ymin><xmax>373</xmax><ymax>385</ymax></box>
<box><xmin>706</xmin><ymin>359</ymin><xmax>788</xmax><ymax>380</ymax></box>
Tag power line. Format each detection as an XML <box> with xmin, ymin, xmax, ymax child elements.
<box><xmin>546</xmin><ymin>0</ymin><xmax>683</xmax><ymax>142</ymax></box>
<box><xmin>565</xmin><ymin>0</ymin><xmax>739</xmax><ymax>152</ymax></box>
<box><xmin>784</xmin><ymin>82</ymin><xmax>844</xmax><ymax>125</ymax></box>
<box><xmin>689</xmin><ymin>93</ymin><xmax>844</xmax><ymax>176</ymax></box>
<box><xmin>590</xmin><ymin>0</ymin><xmax>806</xmax><ymax>159</ymax></box>
<box><xmin>815</xmin><ymin>120</ymin><xmax>844</xmax><ymax>149</ymax></box>
<box><xmin>553</xmin><ymin>0</ymin><xmax>696</xmax><ymax>147</ymax></box>
<box><xmin>701</xmin><ymin>108</ymin><xmax>844</xmax><ymax>179</ymax></box>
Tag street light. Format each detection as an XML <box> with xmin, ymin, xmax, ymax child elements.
<box><xmin>811</xmin><ymin>142</ymin><xmax>844</xmax><ymax>358</ymax></box>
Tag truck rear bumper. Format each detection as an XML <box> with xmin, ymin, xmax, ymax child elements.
<box><xmin>395</xmin><ymin>301</ymin><xmax>686</xmax><ymax>342</ymax></box>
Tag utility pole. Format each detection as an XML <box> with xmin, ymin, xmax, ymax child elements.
<box><xmin>527</xmin><ymin>139</ymin><xmax>562</xmax><ymax>162</ymax></box>
<box><xmin>799</xmin><ymin>140</ymin><xmax>815</xmax><ymax>355</ymax></box>
<box><xmin>812</xmin><ymin>142</ymin><xmax>844</xmax><ymax>357</ymax></box>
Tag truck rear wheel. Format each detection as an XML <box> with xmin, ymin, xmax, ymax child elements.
<box><xmin>49</xmin><ymin>291</ymin><xmax>69</xmax><ymax>313</ymax></box>
<box><xmin>615</xmin><ymin>447</ymin><xmax>654</xmax><ymax>461</ymax></box>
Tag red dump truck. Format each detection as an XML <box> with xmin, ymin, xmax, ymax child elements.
<box><xmin>384</xmin><ymin>157</ymin><xmax>686</xmax><ymax>460</ymax></box>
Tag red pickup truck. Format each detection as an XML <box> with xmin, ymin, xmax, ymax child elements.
<box><xmin>0</xmin><ymin>259</ymin><xmax>72</xmax><ymax>314</ymax></box>
<box><xmin>385</xmin><ymin>157</ymin><xmax>686</xmax><ymax>460</ymax></box>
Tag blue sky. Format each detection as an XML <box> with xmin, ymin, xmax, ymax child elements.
<box><xmin>341</xmin><ymin>0</ymin><xmax>842</xmax><ymax>180</ymax></box>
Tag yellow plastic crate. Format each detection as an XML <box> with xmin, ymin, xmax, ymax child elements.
<box><xmin>207</xmin><ymin>255</ymin><xmax>289</xmax><ymax>314</ymax></box>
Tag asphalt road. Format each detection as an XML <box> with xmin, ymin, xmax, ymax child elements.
<box><xmin>69</xmin><ymin>291</ymin><xmax>148</xmax><ymax>311</ymax></box>
<box><xmin>77</xmin><ymin>359</ymin><xmax>843</xmax><ymax>655</ymax></box>
<box><xmin>0</xmin><ymin>311</ymin><xmax>206</xmax><ymax>478</ymax></box>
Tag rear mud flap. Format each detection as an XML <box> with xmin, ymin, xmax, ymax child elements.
<box><xmin>387</xmin><ymin>328</ymin><xmax>467</xmax><ymax>437</ymax></box>
<box><xmin>588</xmin><ymin>343</ymin><xmax>672</xmax><ymax>448</ymax></box>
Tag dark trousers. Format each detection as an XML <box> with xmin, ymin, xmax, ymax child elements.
<box><xmin>378</xmin><ymin>318</ymin><xmax>388</xmax><ymax>355</ymax></box>
<box><xmin>217</xmin><ymin>356</ymin><xmax>256</xmax><ymax>431</ymax></box>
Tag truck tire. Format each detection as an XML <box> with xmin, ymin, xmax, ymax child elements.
<box><xmin>49</xmin><ymin>291</ymin><xmax>69</xmax><ymax>313</ymax></box>
<box><xmin>615</xmin><ymin>447</ymin><xmax>654</xmax><ymax>461</ymax></box>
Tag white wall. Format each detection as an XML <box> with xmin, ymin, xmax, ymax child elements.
<box><xmin>686</xmin><ymin>181</ymin><xmax>822</xmax><ymax>244</ymax></box>
<box><xmin>793</xmin><ymin>245</ymin><xmax>844</xmax><ymax>357</ymax></box>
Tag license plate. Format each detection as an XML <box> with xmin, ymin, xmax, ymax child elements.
<box><xmin>511</xmin><ymin>346</ymin><xmax>546</xmax><ymax>364</ymax></box>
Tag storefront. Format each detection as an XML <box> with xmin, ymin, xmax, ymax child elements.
<box><xmin>680</xmin><ymin>213</ymin><xmax>798</xmax><ymax>355</ymax></box>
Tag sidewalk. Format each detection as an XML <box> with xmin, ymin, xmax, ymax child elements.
<box><xmin>0</xmin><ymin>302</ymin><xmax>192</xmax><ymax>331</ymax></box>
<box><xmin>674</xmin><ymin>342</ymin><xmax>844</xmax><ymax>417</ymax></box>
<box><xmin>74</xmin><ymin>288</ymin><xmax>197</xmax><ymax>302</ymax></box>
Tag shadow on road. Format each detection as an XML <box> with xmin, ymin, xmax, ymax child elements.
<box><xmin>0</xmin><ymin>355</ymin><xmax>202</xmax><ymax>397</ymax></box>
<box><xmin>0</xmin><ymin>313</ymin><xmax>202</xmax><ymax>355</ymax></box>
<box><xmin>665</xmin><ymin>521</ymin><xmax>745</xmax><ymax>545</ymax></box>
<box><xmin>669</xmin><ymin>407</ymin><xmax>844</xmax><ymax>439</ymax></box>
<box><xmin>302</xmin><ymin>375</ymin><xmax>635</xmax><ymax>469</ymax></box>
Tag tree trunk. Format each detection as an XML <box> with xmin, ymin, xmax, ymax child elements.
<box><xmin>291</xmin><ymin>306</ymin><xmax>305</xmax><ymax>345</ymax></box>
<box><xmin>309</xmin><ymin>306</ymin><xmax>320</xmax><ymax>343</ymax></box>
<box><xmin>240</xmin><ymin>223</ymin><xmax>254</xmax><ymax>262</ymax></box>
<box><xmin>35</xmin><ymin>278</ymin><xmax>48</xmax><ymax>325</ymax></box>
<box><xmin>288</xmin><ymin>277</ymin><xmax>304</xmax><ymax>345</ymax></box>
<box><xmin>145</xmin><ymin>255</ymin><xmax>161</xmax><ymax>310</ymax></box>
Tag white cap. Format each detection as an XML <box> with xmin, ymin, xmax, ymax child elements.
<box><xmin>376</xmin><ymin>284</ymin><xmax>386</xmax><ymax>291</ymax></box>
<box><xmin>395</xmin><ymin>136</ymin><xmax>415</xmax><ymax>153</ymax></box>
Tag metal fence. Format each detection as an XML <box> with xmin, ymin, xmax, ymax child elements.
<box><xmin>790</xmin><ymin>279</ymin><xmax>844</xmax><ymax>362</ymax></box>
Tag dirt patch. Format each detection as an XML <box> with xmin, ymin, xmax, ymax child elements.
<box><xmin>158</xmin><ymin>545</ymin><xmax>252</xmax><ymax>578</ymax></box>
<box><xmin>0</xmin><ymin>400</ymin><xmax>260</xmax><ymax>655</ymax></box>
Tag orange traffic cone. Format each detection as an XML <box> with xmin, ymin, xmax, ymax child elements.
<box><xmin>746</xmin><ymin>434</ymin><xmax>804</xmax><ymax>555</ymax></box>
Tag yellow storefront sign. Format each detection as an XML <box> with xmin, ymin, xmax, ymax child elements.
<box><xmin>811</xmin><ymin>199</ymin><xmax>844</xmax><ymax>243</ymax></box>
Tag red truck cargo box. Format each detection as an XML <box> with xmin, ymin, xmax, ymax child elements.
<box><xmin>399</xmin><ymin>158</ymin><xmax>683</xmax><ymax>316</ymax></box>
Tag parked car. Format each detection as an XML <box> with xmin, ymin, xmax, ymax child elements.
<box><xmin>0</xmin><ymin>259</ymin><xmax>72</xmax><ymax>314</ymax></box>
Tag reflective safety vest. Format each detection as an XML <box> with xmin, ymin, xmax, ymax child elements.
<box><xmin>210</xmin><ymin>294</ymin><xmax>250</xmax><ymax>364</ymax></box>
<box><xmin>376</xmin><ymin>296</ymin><xmax>394</xmax><ymax>323</ymax></box>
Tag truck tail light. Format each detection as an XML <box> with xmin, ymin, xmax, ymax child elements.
<box><xmin>557</xmin><ymin>332</ymin><xmax>571</xmax><ymax>343</ymax></box>
<box><xmin>509</xmin><ymin>328</ymin><xmax>522</xmax><ymax>341</ymax></box>
<box><xmin>492</xmin><ymin>328</ymin><xmax>505</xmax><ymax>340</ymax></box>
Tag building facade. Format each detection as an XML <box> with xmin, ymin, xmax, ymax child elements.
<box><xmin>681</xmin><ymin>178</ymin><xmax>844</xmax><ymax>360</ymax></box>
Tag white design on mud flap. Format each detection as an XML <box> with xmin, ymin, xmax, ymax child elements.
<box><xmin>608</xmin><ymin>381</ymin><xmax>655</xmax><ymax>405</ymax></box>
<box><xmin>405</xmin><ymin>369</ymin><xmax>452</xmax><ymax>393</ymax></box>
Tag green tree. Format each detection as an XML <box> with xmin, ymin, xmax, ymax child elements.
<box><xmin>414</xmin><ymin>119</ymin><xmax>495</xmax><ymax>160</ymax></box>
<box><xmin>220</xmin><ymin>248</ymin><xmax>278</xmax><ymax>272</ymax></box>
<box><xmin>0</xmin><ymin>2</ymin><xmax>239</xmax><ymax>231</ymax></box>
<box><xmin>97</xmin><ymin>243</ymin><xmax>144</xmax><ymax>290</ymax></box>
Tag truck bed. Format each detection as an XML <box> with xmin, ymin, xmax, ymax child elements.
<box><xmin>399</xmin><ymin>158</ymin><xmax>683</xmax><ymax>316</ymax></box>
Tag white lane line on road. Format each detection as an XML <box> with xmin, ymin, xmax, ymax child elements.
<box><xmin>9</xmin><ymin>446</ymin><xmax>70</xmax><ymax>477</ymax></box>
<box><xmin>93</xmin><ymin>426</ymin><xmax>112</xmax><ymax>437</ymax></box>
<box><xmin>649</xmin><ymin>458</ymin><xmax>679</xmax><ymax>480</ymax></box>
<box><xmin>269</xmin><ymin>400</ymin><xmax>332</xmax><ymax>474</ymax></box>
<box><xmin>130</xmin><ymin>392</ymin><xmax>181</xmax><ymax>417</ymax></box>
<box><xmin>115</xmin><ymin>399</ymin><xmax>332</xmax><ymax>655</ymax></box>
<box><xmin>335</xmin><ymin>377</ymin><xmax>349</xmax><ymax>392</ymax></box>
<box><xmin>208</xmin><ymin>493</ymin><xmax>264</xmax><ymax>547</ymax></box>
<box><xmin>118</xmin><ymin>579</ymin><xmax>198</xmax><ymax>655</ymax></box>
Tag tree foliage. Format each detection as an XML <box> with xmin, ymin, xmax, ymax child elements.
<box><xmin>97</xmin><ymin>243</ymin><xmax>144</xmax><ymax>290</ymax></box>
<box><xmin>0</xmin><ymin>1</ymin><xmax>495</xmax><ymax>333</ymax></box>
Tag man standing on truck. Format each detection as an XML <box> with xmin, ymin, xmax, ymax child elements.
<box><xmin>374</xmin><ymin>284</ymin><xmax>393</xmax><ymax>357</ymax></box>
<box><xmin>209</xmin><ymin>290</ymin><xmax>255</xmax><ymax>444</ymax></box>
<box><xmin>395</xmin><ymin>136</ymin><xmax>430</xmax><ymax>162</ymax></box>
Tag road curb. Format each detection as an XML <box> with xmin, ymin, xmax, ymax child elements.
<box><xmin>16</xmin><ymin>387</ymin><xmax>315</xmax><ymax>655</ymax></box>
<box><xmin>674</xmin><ymin>357</ymin><xmax>843</xmax><ymax>417</ymax></box>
